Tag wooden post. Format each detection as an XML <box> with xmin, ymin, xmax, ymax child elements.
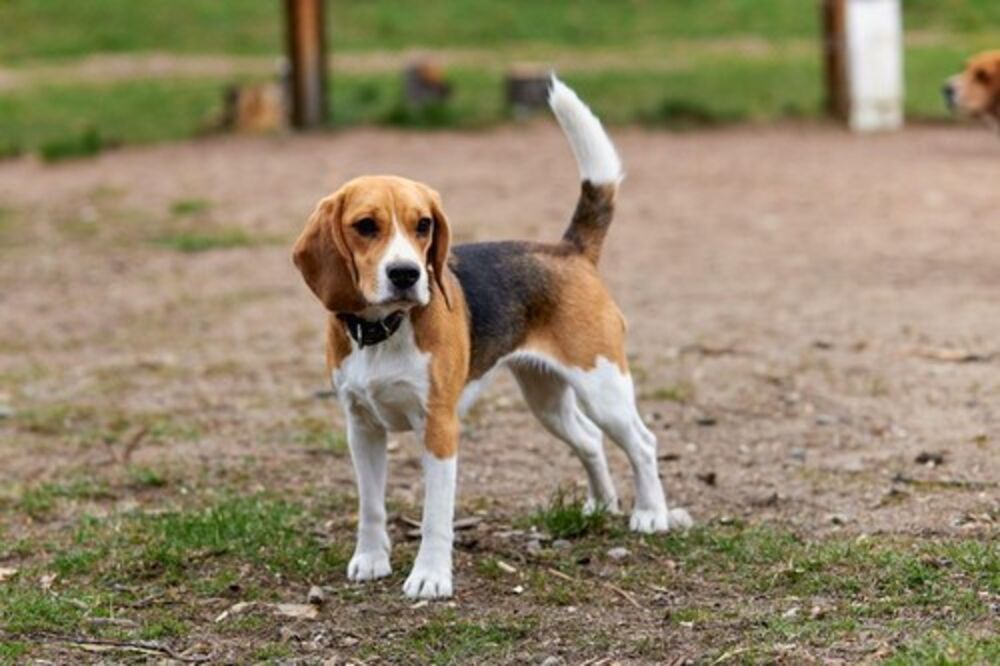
<box><xmin>821</xmin><ymin>0</ymin><xmax>848</xmax><ymax>121</ymax></box>
<box><xmin>285</xmin><ymin>0</ymin><xmax>328</xmax><ymax>128</ymax></box>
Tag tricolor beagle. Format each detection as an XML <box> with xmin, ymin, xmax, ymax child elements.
<box><xmin>944</xmin><ymin>50</ymin><xmax>1000</xmax><ymax>130</ymax></box>
<box><xmin>293</xmin><ymin>77</ymin><xmax>691</xmax><ymax>600</ymax></box>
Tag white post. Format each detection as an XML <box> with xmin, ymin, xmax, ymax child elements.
<box><xmin>845</xmin><ymin>0</ymin><xmax>904</xmax><ymax>132</ymax></box>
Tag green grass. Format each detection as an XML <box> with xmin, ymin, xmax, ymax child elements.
<box><xmin>2</xmin><ymin>1</ymin><xmax>999</xmax><ymax>61</ymax></box>
<box><xmin>0</xmin><ymin>641</ymin><xmax>28</xmax><ymax>665</ymax></box>
<box><xmin>528</xmin><ymin>487</ymin><xmax>609</xmax><ymax>539</ymax></box>
<box><xmin>170</xmin><ymin>198</ymin><xmax>212</xmax><ymax>217</ymax></box>
<box><xmin>886</xmin><ymin>630</ymin><xmax>1000</xmax><ymax>665</ymax></box>
<box><xmin>380</xmin><ymin>611</ymin><xmax>533</xmax><ymax>665</ymax></box>
<box><xmin>152</xmin><ymin>228</ymin><xmax>261</xmax><ymax>253</ymax></box>
<box><xmin>0</xmin><ymin>79</ymin><xmax>223</xmax><ymax>155</ymax></box>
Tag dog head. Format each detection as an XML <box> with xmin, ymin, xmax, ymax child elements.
<box><xmin>293</xmin><ymin>175</ymin><xmax>453</xmax><ymax>315</ymax></box>
<box><xmin>943</xmin><ymin>50</ymin><xmax>1000</xmax><ymax>119</ymax></box>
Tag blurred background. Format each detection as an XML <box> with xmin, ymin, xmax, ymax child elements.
<box><xmin>1</xmin><ymin>0</ymin><xmax>999</xmax><ymax>158</ymax></box>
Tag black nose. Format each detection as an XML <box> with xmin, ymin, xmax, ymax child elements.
<box><xmin>387</xmin><ymin>263</ymin><xmax>420</xmax><ymax>290</ymax></box>
<box><xmin>942</xmin><ymin>83</ymin><xmax>955</xmax><ymax>107</ymax></box>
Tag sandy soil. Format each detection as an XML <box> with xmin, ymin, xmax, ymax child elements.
<box><xmin>0</xmin><ymin>123</ymin><xmax>997</xmax><ymax>662</ymax></box>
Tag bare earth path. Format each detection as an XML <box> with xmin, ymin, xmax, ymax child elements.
<box><xmin>0</xmin><ymin>124</ymin><xmax>997</xmax><ymax>663</ymax></box>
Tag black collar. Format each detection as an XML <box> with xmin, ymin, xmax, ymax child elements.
<box><xmin>337</xmin><ymin>311</ymin><xmax>405</xmax><ymax>348</ymax></box>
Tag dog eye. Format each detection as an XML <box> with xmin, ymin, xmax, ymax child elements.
<box><xmin>416</xmin><ymin>217</ymin><xmax>433</xmax><ymax>236</ymax></box>
<box><xmin>974</xmin><ymin>68</ymin><xmax>991</xmax><ymax>84</ymax></box>
<box><xmin>353</xmin><ymin>217</ymin><xmax>378</xmax><ymax>237</ymax></box>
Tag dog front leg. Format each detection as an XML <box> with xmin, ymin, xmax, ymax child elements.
<box><xmin>403</xmin><ymin>412</ymin><xmax>458</xmax><ymax>599</ymax></box>
<box><xmin>345</xmin><ymin>408</ymin><xmax>392</xmax><ymax>582</ymax></box>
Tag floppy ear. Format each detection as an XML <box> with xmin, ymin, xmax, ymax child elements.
<box><xmin>425</xmin><ymin>187</ymin><xmax>455</xmax><ymax>310</ymax></box>
<box><xmin>292</xmin><ymin>191</ymin><xmax>366</xmax><ymax>313</ymax></box>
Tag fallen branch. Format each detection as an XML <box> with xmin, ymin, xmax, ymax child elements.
<box><xmin>18</xmin><ymin>632</ymin><xmax>209</xmax><ymax>663</ymax></box>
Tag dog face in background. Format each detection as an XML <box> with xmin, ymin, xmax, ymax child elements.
<box><xmin>943</xmin><ymin>50</ymin><xmax>1000</xmax><ymax>124</ymax></box>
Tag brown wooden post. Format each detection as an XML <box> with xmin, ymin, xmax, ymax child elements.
<box><xmin>821</xmin><ymin>0</ymin><xmax>849</xmax><ymax>121</ymax></box>
<box><xmin>285</xmin><ymin>0</ymin><xmax>328</xmax><ymax>128</ymax></box>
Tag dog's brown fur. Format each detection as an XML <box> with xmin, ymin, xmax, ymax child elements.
<box><xmin>945</xmin><ymin>50</ymin><xmax>1000</xmax><ymax>124</ymax></box>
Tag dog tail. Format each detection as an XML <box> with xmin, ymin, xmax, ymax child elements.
<box><xmin>548</xmin><ymin>74</ymin><xmax>622</xmax><ymax>265</ymax></box>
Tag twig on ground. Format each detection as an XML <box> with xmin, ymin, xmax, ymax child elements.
<box><xmin>120</xmin><ymin>425</ymin><xmax>150</xmax><ymax>464</ymax></box>
<box><xmin>603</xmin><ymin>581</ymin><xmax>642</xmax><ymax>609</ymax></box>
<box><xmin>14</xmin><ymin>632</ymin><xmax>210</xmax><ymax>663</ymax></box>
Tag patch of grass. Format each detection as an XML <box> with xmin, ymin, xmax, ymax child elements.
<box><xmin>0</xmin><ymin>641</ymin><xmax>27</xmax><ymax>665</ymax></box>
<box><xmin>170</xmin><ymin>198</ymin><xmax>212</xmax><ymax>216</ymax></box>
<box><xmin>0</xmin><ymin>588</ymin><xmax>90</xmax><ymax>634</ymax></box>
<box><xmin>286</xmin><ymin>416</ymin><xmax>347</xmax><ymax>456</ymax></box>
<box><xmin>0</xmin><ymin>79</ymin><xmax>223</xmax><ymax>154</ymax></box>
<box><xmin>139</xmin><ymin>613</ymin><xmax>189</xmax><ymax>640</ymax></box>
<box><xmin>528</xmin><ymin>487</ymin><xmax>608</xmax><ymax>539</ymax></box>
<box><xmin>151</xmin><ymin>228</ymin><xmax>259</xmax><ymax>253</ymax></box>
<box><xmin>387</xmin><ymin>611</ymin><xmax>532</xmax><ymax>665</ymax></box>
<box><xmin>38</xmin><ymin>126</ymin><xmax>110</xmax><ymax>162</ymax></box>
<box><xmin>645</xmin><ymin>382</ymin><xmax>696</xmax><ymax>403</ymax></box>
<box><xmin>18</xmin><ymin>480</ymin><xmax>114</xmax><ymax>519</ymax></box>
<box><xmin>121</xmin><ymin>496</ymin><xmax>349</xmax><ymax>581</ymax></box>
<box><xmin>252</xmin><ymin>643</ymin><xmax>293</xmax><ymax>663</ymax></box>
<box><xmin>886</xmin><ymin>629</ymin><xmax>1000</xmax><ymax>665</ymax></box>
<box><xmin>3</xmin><ymin>1</ymin><xmax>999</xmax><ymax>61</ymax></box>
<box><xmin>127</xmin><ymin>466</ymin><xmax>168</xmax><ymax>489</ymax></box>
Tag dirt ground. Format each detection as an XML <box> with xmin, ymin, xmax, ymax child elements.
<box><xmin>1</xmin><ymin>123</ymin><xmax>998</xmax><ymax>663</ymax></box>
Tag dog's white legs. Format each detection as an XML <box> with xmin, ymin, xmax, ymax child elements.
<box><xmin>345</xmin><ymin>409</ymin><xmax>392</xmax><ymax>581</ymax></box>
<box><xmin>512</xmin><ymin>365</ymin><xmax>619</xmax><ymax>513</ymax></box>
<box><xmin>403</xmin><ymin>450</ymin><xmax>456</xmax><ymax>599</ymax></box>
<box><xmin>567</xmin><ymin>358</ymin><xmax>692</xmax><ymax>533</ymax></box>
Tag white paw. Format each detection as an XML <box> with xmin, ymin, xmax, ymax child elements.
<box><xmin>402</xmin><ymin>563</ymin><xmax>453</xmax><ymax>599</ymax></box>
<box><xmin>347</xmin><ymin>550</ymin><xmax>391</xmax><ymax>582</ymax></box>
<box><xmin>629</xmin><ymin>508</ymin><xmax>670</xmax><ymax>533</ymax></box>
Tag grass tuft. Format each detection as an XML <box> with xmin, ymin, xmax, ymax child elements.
<box><xmin>39</xmin><ymin>127</ymin><xmax>110</xmax><ymax>162</ymax></box>
<box><xmin>170</xmin><ymin>198</ymin><xmax>212</xmax><ymax>216</ymax></box>
<box><xmin>529</xmin><ymin>487</ymin><xmax>608</xmax><ymax>539</ymax></box>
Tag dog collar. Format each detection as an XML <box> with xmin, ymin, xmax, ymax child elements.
<box><xmin>337</xmin><ymin>311</ymin><xmax>405</xmax><ymax>348</ymax></box>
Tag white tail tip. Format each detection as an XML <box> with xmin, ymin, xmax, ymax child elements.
<box><xmin>548</xmin><ymin>74</ymin><xmax>622</xmax><ymax>185</ymax></box>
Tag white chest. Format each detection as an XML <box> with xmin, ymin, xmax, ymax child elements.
<box><xmin>333</xmin><ymin>322</ymin><xmax>431</xmax><ymax>433</ymax></box>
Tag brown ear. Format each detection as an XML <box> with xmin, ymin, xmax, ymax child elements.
<box><xmin>425</xmin><ymin>188</ymin><xmax>455</xmax><ymax>310</ymax></box>
<box><xmin>292</xmin><ymin>191</ymin><xmax>366</xmax><ymax>313</ymax></box>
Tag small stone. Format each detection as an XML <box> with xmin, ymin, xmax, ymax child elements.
<box><xmin>0</xmin><ymin>405</ymin><xmax>13</xmax><ymax>419</ymax></box>
<box><xmin>540</xmin><ymin>657</ymin><xmax>563</xmax><ymax>666</ymax></box>
<box><xmin>782</xmin><ymin>606</ymin><xmax>800</xmax><ymax>619</ymax></box>
<box><xmin>828</xmin><ymin>513</ymin><xmax>848</xmax><ymax>526</ymax></box>
<box><xmin>307</xmin><ymin>585</ymin><xmax>326</xmax><ymax>606</ymax></box>
<box><xmin>526</xmin><ymin>539</ymin><xmax>543</xmax><ymax>555</ymax></box>
<box><xmin>809</xmin><ymin>605</ymin><xmax>825</xmax><ymax>620</ymax></box>
<box><xmin>512</xmin><ymin>585</ymin><xmax>524</xmax><ymax>595</ymax></box>
<box><xmin>815</xmin><ymin>414</ymin><xmax>836</xmax><ymax>426</ymax></box>
<box><xmin>789</xmin><ymin>448</ymin><xmax>807</xmax><ymax>461</ymax></box>
<box><xmin>552</xmin><ymin>539</ymin><xmax>571</xmax><ymax>550</ymax></box>
<box><xmin>607</xmin><ymin>547</ymin><xmax>630</xmax><ymax>561</ymax></box>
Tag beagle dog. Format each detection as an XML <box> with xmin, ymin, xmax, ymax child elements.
<box><xmin>293</xmin><ymin>77</ymin><xmax>691</xmax><ymax>600</ymax></box>
<box><xmin>944</xmin><ymin>50</ymin><xmax>1000</xmax><ymax>130</ymax></box>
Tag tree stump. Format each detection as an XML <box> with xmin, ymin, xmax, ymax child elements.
<box><xmin>404</xmin><ymin>62</ymin><xmax>452</xmax><ymax>107</ymax></box>
<box><xmin>506</xmin><ymin>69</ymin><xmax>550</xmax><ymax>117</ymax></box>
